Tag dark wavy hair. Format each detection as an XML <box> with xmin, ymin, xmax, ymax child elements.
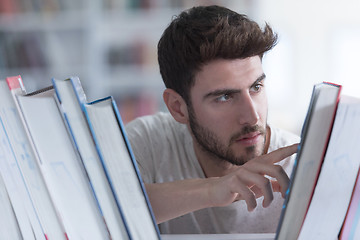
<box><xmin>158</xmin><ymin>5</ymin><xmax>278</xmax><ymax>104</ymax></box>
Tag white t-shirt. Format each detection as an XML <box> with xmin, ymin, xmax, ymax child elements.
<box><xmin>125</xmin><ymin>112</ymin><xmax>300</xmax><ymax>234</ymax></box>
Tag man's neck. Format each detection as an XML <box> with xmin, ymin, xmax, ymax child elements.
<box><xmin>194</xmin><ymin>145</ymin><xmax>238</xmax><ymax>178</ymax></box>
<box><xmin>194</xmin><ymin>125</ymin><xmax>271</xmax><ymax>178</ymax></box>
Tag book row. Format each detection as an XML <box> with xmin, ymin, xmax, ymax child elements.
<box><xmin>0</xmin><ymin>0</ymin><xmax>211</xmax><ymax>15</ymax></box>
<box><xmin>0</xmin><ymin>0</ymin><xmax>84</xmax><ymax>14</ymax></box>
<box><xmin>276</xmin><ymin>82</ymin><xmax>360</xmax><ymax>239</ymax></box>
<box><xmin>0</xmin><ymin>31</ymin><xmax>157</xmax><ymax>71</ymax></box>
<box><xmin>0</xmin><ymin>75</ymin><xmax>161</xmax><ymax>239</ymax></box>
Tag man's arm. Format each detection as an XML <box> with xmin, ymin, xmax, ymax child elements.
<box><xmin>145</xmin><ymin>144</ymin><xmax>298</xmax><ymax>224</ymax></box>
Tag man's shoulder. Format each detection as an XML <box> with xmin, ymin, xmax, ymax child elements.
<box><xmin>125</xmin><ymin>111</ymin><xmax>187</xmax><ymax>139</ymax></box>
<box><xmin>126</xmin><ymin>112</ymin><xmax>177</xmax><ymax>130</ymax></box>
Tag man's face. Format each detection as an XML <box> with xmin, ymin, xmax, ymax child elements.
<box><xmin>187</xmin><ymin>56</ymin><xmax>268</xmax><ymax>165</ymax></box>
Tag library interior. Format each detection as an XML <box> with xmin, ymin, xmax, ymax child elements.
<box><xmin>1</xmin><ymin>0</ymin><xmax>360</xmax><ymax>239</ymax></box>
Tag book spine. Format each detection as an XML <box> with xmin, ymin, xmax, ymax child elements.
<box><xmin>110</xmin><ymin>97</ymin><xmax>161</xmax><ymax>238</ymax></box>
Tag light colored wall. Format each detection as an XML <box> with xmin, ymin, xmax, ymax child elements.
<box><xmin>235</xmin><ymin>0</ymin><xmax>360</xmax><ymax>134</ymax></box>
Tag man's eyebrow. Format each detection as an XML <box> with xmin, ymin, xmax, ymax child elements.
<box><xmin>203</xmin><ymin>73</ymin><xmax>266</xmax><ymax>100</ymax></box>
<box><xmin>203</xmin><ymin>89</ymin><xmax>240</xmax><ymax>100</ymax></box>
<box><xmin>251</xmin><ymin>73</ymin><xmax>266</xmax><ymax>87</ymax></box>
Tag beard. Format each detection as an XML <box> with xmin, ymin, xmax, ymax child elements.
<box><xmin>188</xmin><ymin>105</ymin><xmax>267</xmax><ymax>166</ymax></box>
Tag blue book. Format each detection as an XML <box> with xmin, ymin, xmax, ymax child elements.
<box><xmin>53</xmin><ymin>77</ymin><xmax>131</xmax><ymax>240</ymax></box>
<box><xmin>83</xmin><ymin>95</ymin><xmax>161</xmax><ymax>240</ymax></box>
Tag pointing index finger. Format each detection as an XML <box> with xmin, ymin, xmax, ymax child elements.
<box><xmin>262</xmin><ymin>143</ymin><xmax>299</xmax><ymax>164</ymax></box>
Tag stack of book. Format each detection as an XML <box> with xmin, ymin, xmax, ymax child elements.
<box><xmin>0</xmin><ymin>75</ymin><xmax>161</xmax><ymax>240</ymax></box>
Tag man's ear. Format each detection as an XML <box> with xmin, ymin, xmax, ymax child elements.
<box><xmin>163</xmin><ymin>88</ymin><xmax>189</xmax><ymax>124</ymax></box>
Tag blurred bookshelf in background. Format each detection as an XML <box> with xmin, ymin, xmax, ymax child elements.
<box><xmin>0</xmin><ymin>0</ymin><xmax>249</xmax><ymax>124</ymax></box>
<box><xmin>4</xmin><ymin>0</ymin><xmax>359</xmax><ymax>132</ymax></box>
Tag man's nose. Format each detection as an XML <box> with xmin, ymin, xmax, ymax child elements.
<box><xmin>237</xmin><ymin>93</ymin><xmax>259</xmax><ymax>125</ymax></box>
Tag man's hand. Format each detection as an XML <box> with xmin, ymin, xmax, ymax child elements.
<box><xmin>145</xmin><ymin>143</ymin><xmax>298</xmax><ymax>223</ymax></box>
<box><xmin>205</xmin><ymin>143</ymin><xmax>298</xmax><ymax>211</ymax></box>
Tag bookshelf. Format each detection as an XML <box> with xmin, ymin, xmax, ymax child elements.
<box><xmin>0</xmin><ymin>0</ymin><xmax>252</xmax><ymax>123</ymax></box>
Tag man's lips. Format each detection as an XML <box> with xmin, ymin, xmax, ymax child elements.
<box><xmin>235</xmin><ymin>131</ymin><xmax>262</xmax><ymax>146</ymax></box>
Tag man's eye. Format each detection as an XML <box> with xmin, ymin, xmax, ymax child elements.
<box><xmin>251</xmin><ymin>84</ymin><xmax>263</xmax><ymax>92</ymax></box>
<box><xmin>216</xmin><ymin>94</ymin><xmax>231</xmax><ymax>102</ymax></box>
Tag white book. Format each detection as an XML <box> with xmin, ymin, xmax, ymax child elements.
<box><xmin>84</xmin><ymin>96</ymin><xmax>161</xmax><ymax>240</ymax></box>
<box><xmin>14</xmin><ymin>83</ymin><xmax>110</xmax><ymax>239</ymax></box>
<box><xmin>3</xmin><ymin>76</ymin><xmax>68</xmax><ymax>240</ymax></box>
<box><xmin>340</xmin><ymin>166</ymin><xmax>360</xmax><ymax>239</ymax></box>
<box><xmin>0</xmin><ymin>114</ymin><xmax>40</xmax><ymax>240</ymax></box>
<box><xmin>53</xmin><ymin>77</ymin><xmax>130</xmax><ymax>240</ymax></box>
<box><xmin>276</xmin><ymin>82</ymin><xmax>341</xmax><ymax>240</ymax></box>
<box><xmin>298</xmin><ymin>95</ymin><xmax>360</xmax><ymax>239</ymax></box>
<box><xmin>0</xmin><ymin>78</ymin><xmax>44</xmax><ymax>240</ymax></box>
<box><xmin>0</xmin><ymin>153</ymin><xmax>22</xmax><ymax>240</ymax></box>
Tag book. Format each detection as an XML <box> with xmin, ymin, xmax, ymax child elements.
<box><xmin>0</xmin><ymin>77</ymin><xmax>47</xmax><ymax>240</ymax></box>
<box><xmin>340</xmin><ymin>169</ymin><xmax>360</xmax><ymax>239</ymax></box>
<box><xmin>52</xmin><ymin>76</ymin><xmax>130</xmax><ymax>240</ymax></box>
<box><xmin>3</xmin><ymin>76</ymin><xmax>68</xmax><ymax>239</ymax></box>
<box><xmin>297</xmin><ymin>95</ymin><xmax>360</xmax><ymax>239</ymax></box>
<box><xmin>276</xmin><ymin>82</ymin><xmax>342</xmax><ymax>240</ymax></box>
<box><xmin>83</xmin><ymin>96</ymin><xmax>161</xmax><ymax>240</ymax></box>
<box><xmin>12</xmin><ymin>81</ymin><xmax>111</xmax><ymax>239</ymax></box>
<box><xmin>0</xmin><ymin>150</ymin><xmax>22</xmax><ymax>240</ymax></box>
<box><xmin>0</xmin><ymin>120</ymin><xmax>43</xmax><ymax>240</ymax></box>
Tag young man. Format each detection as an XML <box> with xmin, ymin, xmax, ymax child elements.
<box><xmin>125</xmin><ymin>5</ymin><xmax>299</xmax><ymax>234</ymax></box>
